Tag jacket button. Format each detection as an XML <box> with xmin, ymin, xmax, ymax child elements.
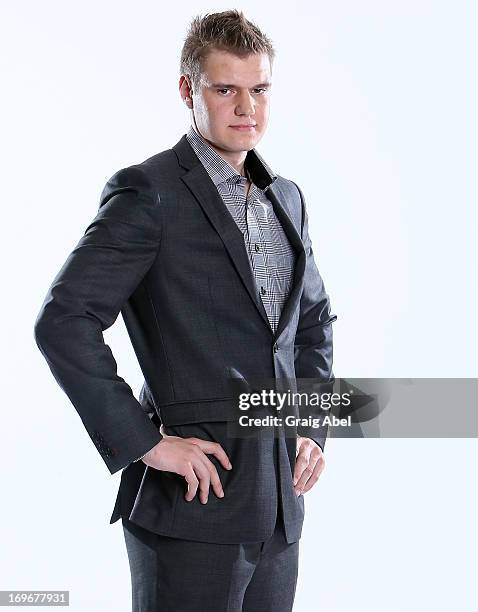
<box><xmin>273</xmin><ymin>342</ymin><xmax>279</xmax><ymax>353</ymax></box>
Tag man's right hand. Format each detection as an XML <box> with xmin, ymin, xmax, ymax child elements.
<box><xmin>141</xmin><ymin>432</ymin><xmax>232</xmax><ymax>504</ymax></box>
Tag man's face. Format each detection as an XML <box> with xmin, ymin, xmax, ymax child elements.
<box><xmin>189</xmin><ymin>49</ymin><xmax>272</xmax><ymax>154</ymax></box>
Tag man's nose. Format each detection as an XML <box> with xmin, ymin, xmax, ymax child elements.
<box><xmin>235</xmin><ymin>91</ymin><xmax>255</xmax><ymax>116</ymax></box>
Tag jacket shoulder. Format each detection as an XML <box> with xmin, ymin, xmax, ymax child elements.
<box><xmin>99</xmin><ymin>148</ymin><xmax>177</xmax><ymax>205</ymax></box>
<box><xmin>274</xmin><ymin>175</ymin><xmax>303</xmax><ymax>200</ymax></box>
<box><xmin>139</xmin><ymin>148</ymin><xmax>178</xmax><ymax>174</ymax></box>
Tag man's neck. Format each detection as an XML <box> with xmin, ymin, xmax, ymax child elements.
<box><xmin>212</xmin><ymin>147</ymin><xmax>247</xmax><ymax>177</ymax></box>
<box><xmin>192</xmin><ymin>125</ymin><xmax>248</xmax><ymax>177</ymax></box>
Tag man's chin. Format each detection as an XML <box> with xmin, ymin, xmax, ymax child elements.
<box><xmin>225</xmin><ymin>131</ymin><xmax>263</xmax><ymax>151</ymax></box>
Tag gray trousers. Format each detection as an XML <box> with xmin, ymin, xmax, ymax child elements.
<box><xmin>122</xmin><ymin>503</ymin><xmax>299</xmax><ymax>611</ymax></box>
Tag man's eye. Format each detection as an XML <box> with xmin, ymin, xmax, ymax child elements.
<box><xmin>216</xmin><ymin>88</ymin><xmax>268</xmax><ymax>95</ymax></box>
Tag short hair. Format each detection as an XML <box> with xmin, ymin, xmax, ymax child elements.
<box><xmin>180</xmin><ymin>10</ymin><xmax>275</xmax><ymax>91</ymax></box>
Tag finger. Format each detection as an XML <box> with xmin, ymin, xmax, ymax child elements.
<box><xmin>302</xmin><ymin>456</ymin><xmax>325</xmax><ymax>493</ymax></box>
<box><xmin>183</xmin><ymin>464</ymin><xmax>199</xmax><ymax>502</ymax></box>
<box><xmin>181</xmin><ymin>447</ymin><xmax>210</xmax><ymax>503</ymax></box>
<box><xmin>295</xmin><ymin>463</ymin><xmax>315</xmax><ymax>493</ymax></box>
<box><xmin>293</xmin><ymin>452</ymin><xmax>310</xmax><ymax>485</ymax></box>
<box><xmin>296</xmin><ymin>450</ymin><xmax>324</xmax><ymax>493</ymax></box>
<box><xmin>189</xmin><ymin>453</ymin><xmax>212</xmax><ymax>504</ymax></box>
<box><xmin>294</xmin><ymin>445</ymin><xmax>319</xmax><ymax>489</ymax></box>
<box><xmin>193</xmin><ymin>450</ymin><xmax>225</xmax><ymax>499</ymax></box>
<box><xmin>189</xmin><ymin>438</ymin><xmax>232</xmax><ymax>470</ymax></box>
<box><xmin>200</xmin><ymin>456</ymin><xmax>225</xmax><ymax>499</ymax></box>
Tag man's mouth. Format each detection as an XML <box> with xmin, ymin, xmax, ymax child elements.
<box><xmin>230</xmin><ymin>124</ymin><xmax>257</xmax><ymax>131</ymax></box>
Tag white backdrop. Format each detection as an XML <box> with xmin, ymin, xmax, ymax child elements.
<box><xmin>1</xmin><ymin>1</ymin><xmax>477</xmax><ymax>610</ymax></box>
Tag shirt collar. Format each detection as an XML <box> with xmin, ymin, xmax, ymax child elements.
<box><xmin>186</xmin><ymin>125</ymin><xmax>277</xmax><ymax>191</ymax></box>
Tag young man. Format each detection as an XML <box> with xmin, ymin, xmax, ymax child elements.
<box><xmin>34</xmin><ymin>10</ymin><xmax>337</xmax><ymax>612</ymax></box>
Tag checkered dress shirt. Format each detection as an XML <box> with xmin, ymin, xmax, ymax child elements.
<box><xmin>186</xmin><ymin>126</ymin><xmax>296</xmax><ymax>334</ymax></box>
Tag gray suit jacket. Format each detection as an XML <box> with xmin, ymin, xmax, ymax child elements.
<box><xmin>34</xmin><ymin>133</ymin><xmax>337</xmax><ymax>544</ymax></box>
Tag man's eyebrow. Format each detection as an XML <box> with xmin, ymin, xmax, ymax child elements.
<box><xmin>210</xmin><ymin>82</ymin><xmax>272</xmax><ymax>88</ymax></box>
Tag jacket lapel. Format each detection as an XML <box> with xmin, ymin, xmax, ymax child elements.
<box><xmin>266</xmin><ymin>181</ymin><xmax>306</xmax><ymax>341</ymax></box>
<box><xmin>172</xmin><ymin>135</ymin><xmax>306</xmax><ymax>340</ymax></box>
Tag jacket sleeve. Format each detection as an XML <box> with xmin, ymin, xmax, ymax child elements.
<box><xmin>33</xmin><ymin>165</ymin><xmax>163</xmax><ymax>474</ymax></box>
<box><xmin>291</xmin><ymin>181</ymin><xmax>338</xmax><ymax>452</ymax></box>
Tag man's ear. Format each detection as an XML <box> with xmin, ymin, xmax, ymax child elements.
<box><xmin>179</xmin><ymin>75</ymin><xmax>194</xmax><ymax>108</ymax></box>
